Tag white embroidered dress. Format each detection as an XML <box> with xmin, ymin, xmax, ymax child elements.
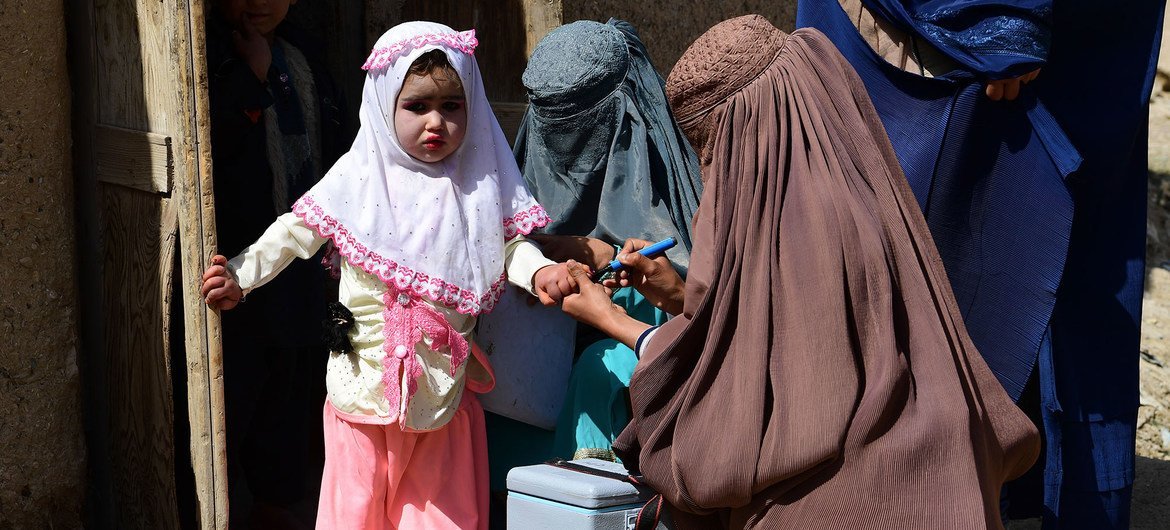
<box><xmin>227</xmin><ymin>23</ymin><xmax>552</xmax><ymax>431</ymax></box>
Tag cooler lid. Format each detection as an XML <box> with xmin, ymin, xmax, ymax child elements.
<box><xmin>506</xmin><ymin>458</ymin><xmax>652</xmax><ymax>509</ymax></box>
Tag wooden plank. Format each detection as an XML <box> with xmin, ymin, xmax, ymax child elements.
<box><xmin>522</xmin><ymin>0</ymin><xmax>563</xmax><ymax>56</ymax></box>
<box><xmin>181</xmin><ymin>1</ymin><xmax>229</xmax><ymax>528</ymax></box>
<box><xmin>99</xmin><ymin>184</ymin><xmax>181</xmax><ymax>529</ymax></box>
<box><xmin>491</xmin><ymin>101</ymin><xmax>529</xmax><ymax>143</ymax></box>
<box><xmin>94</xmin><ymin>124</ymin><xmax>173</xmax><ymax>194</ymax></box>
<box><xmin>90</xmin><ymin>0</ymin><xmax>186</xmax><ymax>525</ymax></box>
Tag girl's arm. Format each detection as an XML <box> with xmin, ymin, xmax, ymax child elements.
<box><xmin>502</xmin><ymin>234</ymin><xmax>556</xmax><ymax>296</ymax></box>
<box><xmin>505</xmin><ymin>235</ymin><xmax>580</xmax><ymax>305</ymax></box>
<box><xmin>202</xmin><ymin>212</ymin><xmax>327</xmax><ymax>309</ymax></box>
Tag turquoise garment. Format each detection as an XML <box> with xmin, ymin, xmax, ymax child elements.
<box><xmin>552</xmin><ymin>288</ymin><xmax>668</xmax><ymax>461</ymax></box>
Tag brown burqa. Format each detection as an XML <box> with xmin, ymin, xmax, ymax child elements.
<box><xmin>611</xmin><ymin>16</ymin><xmax>1039</xmax><ymax>529</ymax></box>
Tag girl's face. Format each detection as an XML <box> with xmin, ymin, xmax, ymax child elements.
<box><xmin>394</xmin><ymin>71</ymin><xmax>467</xmax><ymax>163</ymax></box>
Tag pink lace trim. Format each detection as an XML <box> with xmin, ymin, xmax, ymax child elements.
<box><xmin>503</xmin><ymin>203</ymin><xmax>552</xmax><ymax>240</ymax></box>
<box><xmin>362</xmin><ymin>30</ymin><xmax>478</xmax><ymax>71</ymax></box>
<box><xmin>380</xmin><ymin>288</ymin><xmax>470</xmax><ymax>422</ymax></box>
<box><xmin>293</xmin><ymin>195</ymin><xmax>507</xmax><ymax>315</ymax></box>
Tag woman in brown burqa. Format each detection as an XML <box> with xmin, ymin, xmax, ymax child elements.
<box><xmin>559</xmin><ymin>15</ymin><xmax>1039</xmax><ymax>529</ymax></box>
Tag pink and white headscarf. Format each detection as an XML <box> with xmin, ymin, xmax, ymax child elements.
<box><xmin>293</xmin><ymin>21</ymin><xmax>550</xmax><ymax>316</ymax></box>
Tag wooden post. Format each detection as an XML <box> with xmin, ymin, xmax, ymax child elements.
<box><xmin>182</xmin><ymin>1</ymin><xmax>229</xmax><ymax>528</ymax></box>
<box><xmin>522</xmin><ymin>0</ymin><xmax>563</xmax><ymax>56</ymax></box>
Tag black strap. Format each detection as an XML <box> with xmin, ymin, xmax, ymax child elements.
<box><xmin>544</xmin><ymin>459</ymin><xmax>664</xmax><ymax>529</ymax></box>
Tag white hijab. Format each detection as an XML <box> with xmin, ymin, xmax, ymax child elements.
<box><xmin>293</xmin><ymin>21</ymin><xmax>549</xmax><ymax>315</ymax></box>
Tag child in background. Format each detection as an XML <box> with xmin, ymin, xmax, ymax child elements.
<box><xmin>202</xmin><ymin>21</ymin><xmax>573</xmax><ymax>529</ymax></box>
<box><xmin>205</xmin><ymin>0</ymin><xmax>348</xmax><ymax>526</ymax></box>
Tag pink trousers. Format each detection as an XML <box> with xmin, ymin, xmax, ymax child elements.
<box><xmin>315</xmin><ymin>394</ymin><xmax>489</xmax><ymax>530</ymax></box>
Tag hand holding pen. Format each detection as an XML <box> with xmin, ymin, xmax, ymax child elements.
<box><xmin>599</xmin><ymin>237</ymin><xmax>686</xmax><ymax>316</ymax></box>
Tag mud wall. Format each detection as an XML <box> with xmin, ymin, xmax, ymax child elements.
<box><xmin>563</xmin><ymin>1</ymin><xmax>797</xmax><ymax>75</ymax></box>
<box><xmin>0</xmin><ymin>0</ymin><xmax>86</xmax><ymax>527</ymax></box>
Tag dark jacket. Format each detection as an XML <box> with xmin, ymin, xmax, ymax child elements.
<box><xmin>206</xmin><ymin>15</ymin><xmax>351</xmax><ymax>347</ymax></box>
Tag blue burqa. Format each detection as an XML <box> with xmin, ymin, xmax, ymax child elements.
<box><xmin>798</xmin><ymin>0</ymin><xmax>1164</xmax><ymax>526</ymax></box>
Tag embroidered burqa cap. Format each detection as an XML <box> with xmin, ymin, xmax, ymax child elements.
<box><xmin>611</xmin><ymin>15</ymin><xmax>1038</xmax><ymax>529</ymax></box>
<box><xmin>294</xmin><ymin>21</ymin><xmax>549</xmax><ymax>317</ymax></box>
<box><xmin>513</xmin><ymin>19</ymin><xmax>702</xmax><ymax>270</ymax></box>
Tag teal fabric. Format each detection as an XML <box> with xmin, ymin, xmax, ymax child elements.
<box><xmin>552</xmin><ymin>288</ymin><xmax>668</xmax><ymax>461</ymax></box>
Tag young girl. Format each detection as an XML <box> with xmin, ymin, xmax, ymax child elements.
<box><xmin>201</xmin><ymin>21</ymin><xmax>573</xmax><ymax>529</ymax></box>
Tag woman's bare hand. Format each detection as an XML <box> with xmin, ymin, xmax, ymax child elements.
<box><xmin>603</xmin><ymin>238</ymin><xmax>686</xmax><ymax>315</ymax></box>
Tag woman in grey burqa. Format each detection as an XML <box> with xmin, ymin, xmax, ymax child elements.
<box><xmin>560</xmin><ymin>15</ymin><xmax>1038</xmax><ymax>529</ymax></box>
<box><xmin>486</xmin><ymin>17</ymin><xmax>704</xmax><ymax>473</ymax></box>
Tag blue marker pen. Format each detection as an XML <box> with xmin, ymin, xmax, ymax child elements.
<box><xmin>591</xmin><ymin>237</ymin><xmax>677</xmax><ymax>282</ymax></box>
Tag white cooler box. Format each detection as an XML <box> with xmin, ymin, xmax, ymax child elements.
<box><xmin>506</xmin><ymin>458</ymin><xmax>672</xmax><ymax>530</ymax></box>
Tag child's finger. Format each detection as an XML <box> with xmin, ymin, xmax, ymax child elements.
<box><xmin>201</xmin><ymin>276</ymin><xmax>224</xmax><ymax>297</ymax></box>
<box><xmin>202</xmin><ymin>265</ymin><xmax>225</xmax><ymax>282</ymax></box>
<box><xmin>205</xmin><ymin>285</ymin><xmax>228</xmax><ymax>304</ymax></box>
<box><xmin>563</xmin><ymin>260</ymin><xmax>581</xmax><ymax>290</ymax></box>
<box><xmin>566</xmin><ymin>260</ymin><xmax>592</xmax><ymax>283</ymax></box>
<box><xmin>564</xmin><ymin>270</ymin><xmax>579</xmax><ymax>292</ymax></box>
<box><xmin>536</xmin><ymin>288</ymin><xmax>556</xmax><ymax>307</ymax></box>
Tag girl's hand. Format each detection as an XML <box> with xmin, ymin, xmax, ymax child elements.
<box><xmin>201</xmin><ymin>255</ymin><xmax>243</xmax><ymax>310</ymax></box>
<box><xmin>526</xmin><ymin>233</ymin><xmax>616</xmax><ymax>272</ymax></box>
<box><xmin>562</xmin><ymin>261</ymin><xmax>648</xmax><ymax>349</ymax></box>
<box><xmin>532</xmin><ymin>261</ymin><xmax>579</xmax><ymax>306</ymax></box>
<box><xmin>985</xmin><ymin>68</ymin><xmax>1040</xmax><ymax>101</ymax></box>
<box><xmin>603</xmin><ymin>238</ymin><xmax>686</xmax><ymax>315</ymax></box>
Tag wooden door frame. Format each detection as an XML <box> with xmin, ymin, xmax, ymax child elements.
<box><xmin>179</xmin><ymin>2</ymin><xmax>229</xmax><ymax>528</ymax></box>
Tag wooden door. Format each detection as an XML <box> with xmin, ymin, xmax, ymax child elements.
<box><xmin>69</xmin><ymin>0</ymin><xmax>226</xmax><ymax>527</ymax></box>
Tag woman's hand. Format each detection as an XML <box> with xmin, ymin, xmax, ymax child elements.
<box><xmin>527</xmin><ymin>233</ymin><xmax>616</xmax><ymax>272</ymax></box>
<box><xmin>561</xmin><ymin>261</ymin><xmax>650</xmax><ymax>349</ymax></box>
<box><xmin>604</xmin><ymin>238</ymin><xmax>686</xmax><ymax>315</ymax></box>
<box><xmin>201</xmin><ymin>255</ymin><xmax>243</xmax><ymax>310</ymax></box>
<box><xmin>985</xmin><ymin>68</ymin><xmax>1040</xmax><ymax>101</ymax></box>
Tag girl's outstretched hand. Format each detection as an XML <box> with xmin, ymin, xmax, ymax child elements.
<box><xmin>201</xmin><ymin>255</ymin><xmax>243</xmax><ymax>310</ymax></box>
<box><xmin>532</xmin><ymin>261</ymin><xmax>578</xmax><ymax>306</ymax></box>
